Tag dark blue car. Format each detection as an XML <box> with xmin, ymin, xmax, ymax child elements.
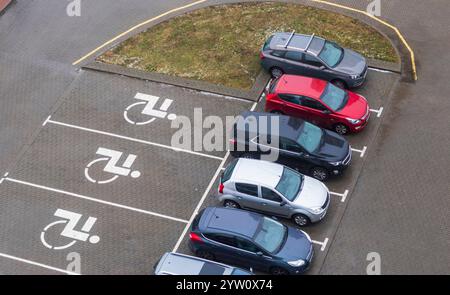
<box><xmin>189</xmin><ymin>207</ymin><xmax>314</xmax><ymax>275</ymax></box>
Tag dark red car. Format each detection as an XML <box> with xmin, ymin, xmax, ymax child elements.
<box><xmin>265</xmin><ymin>75</ymin><xmax>370</xmax><ymax>135</ymax></box>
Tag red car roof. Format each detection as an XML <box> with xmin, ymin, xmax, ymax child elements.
<box><xmin>274</xmin><ymin>75</ymin><xmax>328</xmax><ymax>100</ymax></box>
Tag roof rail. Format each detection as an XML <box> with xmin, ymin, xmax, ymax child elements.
<box><xmin>276</xmin><ymin>32</ymin><xmax>316</xmax><ymax>52</ymax></box>
<box><xmin>304</xmin><ymin>33</ymin><xmax>315</xmax><ymax>52</ymax></box>
<box><xmin>282</xmin><ymin>30</ymin><xmax>296</xmax><ymax>48</ymax></box>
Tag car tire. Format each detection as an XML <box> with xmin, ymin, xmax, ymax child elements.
<box><xmin>270</xmin><ymin>266</ymin><xmax>289</xmax><ymax>275</ymax></box>
<box><xmin>310</xmin><ymin>166</ymin><xmax>330</xmax><ymax>181</ymax></box>
<box><xmin>223</xmin><ymin>200</ymin><xmax>240</xmax><ymax>209</ymax></box>
<box><xmin>293</xmin><ymin>214</ymin><xmax>311</xmax><ymax>227</ymax></box>
<box><xmin>270</xmin><ymin>67</ymin><xmax>284</xmax><ymax>78</ymax></box>
<box><xmin>334</xmin><ymin>123</ymin><xmax>349</xmax><ymax>135</ymax></box>
<box><xmin>331</xmin><ymin>79</ymin><xmax>347</xmax><ymax>89</ymax></box>
<box><xmin>196</xmin><ymin>250</ymin><xmax>215</xmax><ymax>261</ymax></box>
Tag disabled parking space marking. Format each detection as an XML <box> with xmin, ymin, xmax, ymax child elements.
<box><xmin>311</xmin><ymin>237</ymin><xmax>329</xmax><ymax>252</ymax></box>
<box><xmin>369</xmin><ymin>107</ymin><xmax>384</xmax><ymax>118</ymax></box>
<box><xmin>3</xmin><ymin>177</ymin><xmax>189</xmax><ymax>224</ymax></box>
<box><xmin>40</xmin><ymin>209</ymin><xmax>101</xmax><ymax>251</ymax></box>
<box><xmin>84</xmin><ymin>147</ymin><xmax>141</xmax><ymax>184</ymax></box>
<box><xmin>329</xmin><ymin>189</ymin><xmax>349</xmax><ymax>203</ymax></box>
<box><xmin>123</xmin><ymin>92</ymin><xmax>177</xmax><ymax>126</ymax></box>
<box><xmin>351</xmin><ymin>146</ymin><xmax>368</xmax><ymax>158</ymax></box>
<box><xmin>44</xmin><ymin>116</ymin><xmax>224</xmax><ymax>161</ymax></box>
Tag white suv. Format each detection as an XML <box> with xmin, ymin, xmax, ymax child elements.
<box><xmin>217</xmin><ymin>158</ymin><xmax>330</xmax><ymax>226</ymax></box>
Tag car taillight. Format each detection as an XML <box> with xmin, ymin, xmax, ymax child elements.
<box><xmin>189</xmin><ymin>232</ymin><xmax>203</xmax><ymax>243</ymax></box>
<box><xmin>259</xmin><ymin>52</ymin><xmax>265</xmax><ymax>60</ymax></box>
<box><xmin>219</xmin><ymin>183</ymin><xmax>224</xmax><ymax>194</ymax></box>
<box><xmin>229</xmin><ymin>138</ymin><xmax>237</xmax><ymax>145</ymax></box>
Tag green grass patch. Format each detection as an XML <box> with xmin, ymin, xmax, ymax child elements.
<box><xmin>98</xmin><ymin>2</ymin><xmax>398</xmax><ymax>90</ymax></box>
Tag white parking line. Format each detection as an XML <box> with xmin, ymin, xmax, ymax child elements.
<box><xmin>172</xmin><ymin>101</ymin><xmax>260</xmax><ymax>252</ymax></box>
<box><xmin>370</xmin><ymin>107</ymin><xmax>384</xmax><ymax>118</ymax></box>
<box><xmin>42</xmin><ymin>115</ymin><xmax>52</xmax><ymax>126</ymax></box>
<box><xmin>0</xmin><ymin>252</ymin><xmax>79</xmax><ymax>275</ymax></box>
<box><xmin>368</xmin><ymin>67</ymin><xmax>394</xmax><ymax>74</ymax></box>
<box><xmin>311</xmin><ymin>238</ymin><xmax>329</xmax><ymax>252</ymax></box>
<box><xmin>351</xmin><ymin>146</ymin><xmax>367</xmax><ymax>158</ymax></box>
<box><xmin>330</xmin><ymin>190</ymin><xmax>349</xmax><ymax>203</ymax></box>
<box><xmin>4</xmin><ymin>177</ymin><xmax>189</xmax><ymax>224</ymax></box>
<box><xmin>46</xmin><ymin>119</ymin><xmax>224</xmax><ymax>161</ymax></box>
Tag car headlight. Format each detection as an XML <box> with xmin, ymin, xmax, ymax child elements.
<box><xmin>330</xmin><ymin>161</ymin><xmax>342</xmax><ymax>166</ymax></box>
<box><xmin>350</xmin><ymin>74</ymin><xmax>359</xmax><ymax>79</ymax></box>
<box><xmin>287</xmin><ymin>259</ymin><xmax>306</xmax><ymax>267</ymax></box>
<box><xmin>346</xmin><ymin>118</ymin><xmax>361</xmax><ymax>125</ymax></box>
<box><xmin>310</xmin><ymin>207</ymin><xmax>324</xmax><ymax>214</ymax></box>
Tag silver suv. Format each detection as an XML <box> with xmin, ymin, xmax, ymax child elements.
<box><xmin>217</xmin><ymin>158</ymin><xmax>330</xmax><ymax>226</ymax></box>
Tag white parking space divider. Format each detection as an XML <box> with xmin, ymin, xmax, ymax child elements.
<box><xmin>351</xmin><ymin>146</ymin><xmax>368</xmax><ymax>158</ymax></box>
<box><xmin>0</xmin><ymin>252</ymin><xmax>80</xmax><ymax>275</ymax></box>
<box><xmin>330</xmin><ymin>190</ymin><xmax>349</xmax><ymax>203</ymax></box>
<box><xmin>311</xmin><ymin>238</ymin><xmax>329</xmax><ymax>252</ymax></box>
<box><xmin>369</xmin><ymin>107</ymin><xmax>384</xmax><ymax>118</ymax></box>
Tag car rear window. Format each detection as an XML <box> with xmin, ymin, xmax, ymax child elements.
<box><xmin>268</xmin><ymin>77</ymin><xmax>280</xmax><ymax>94</ymax></box>
<box><xmin>221</xmin><ymin>159</ymin><xmax>238</xmax><ymax>183</ymax></box>
<box><xmin>199</xmin><ymin>262</ymin><xmax>227</xmax><ymax>275</ymax></box>
<box><xmin>263</xmin><ymin>35</ymin><xmax>274</xmax><ymax>51</ymax></box>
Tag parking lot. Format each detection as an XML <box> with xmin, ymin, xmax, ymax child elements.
<box><xmin>0</xmin><ymin>64</ymin><xmax>400</xmax><ymax>274</ymax></box>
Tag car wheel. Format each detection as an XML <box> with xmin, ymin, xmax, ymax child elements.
<box><xmin>223</xmin><ymin>200</ymin><xmax>240</xmax><ymax>209</ymax></box>
<box><xmin>270</xmin><ymin>67</ymin><xmax>284</xmax><ymax>78</ymax></box>
<box><xmin>334</xmin><ymin>123</ymin><xmax>349</xmax><ymax>135</ymax></box>
<box><xmin>197</xmin><ymin>250</ymin><xmax>215</xmax><ymax>261</ymax></box>
<box><xmin>331</xmin><ymin>79</ymin><xmax>347</xmax><ymax>89</ymax></box>
<box><xmin>311</xmin><ymin>166</ymin><xmax>329</xmax><ymax>181</ymax></box>
<box><xmin>270</xmin><ymin>267</ymin><xmax>289</xmax><ymax>275</ymax></box>
<box><xmin>293</xmin><ymin>214</ymin><xmax>311</xmax><ymax>227</ymax></box>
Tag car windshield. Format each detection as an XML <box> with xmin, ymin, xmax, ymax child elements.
<box><xmin>275</xmin><ymin>168</ymin><xmax>303</xmax><ymax>201</ymax></box>
<box><xmin>318</xmin><ymin>41</ymin><xmax>344</xmax><ymax>68</ymax></box>
<box><xmin>253</xmin><ymin>217</ymin><xmax>287</xmax><ymax>253</ymax></box>
<box><xmin>297</xmin><ymin>122</ymin><xmax>323</xmax><ymax>153</ymax></box>
<box><xmin>321</xmin><ymin>83</ymin><xmax>348</xmax><ymax>111</ymax></box>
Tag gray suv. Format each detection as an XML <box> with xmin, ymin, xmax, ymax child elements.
<box><xmin>217</xmin><ymin>158</ymin><xmax>330</xmax><ymax>226</ymax></box>
<box><xmin>260</xmin><ymin>31</ymin><xmax>368</xmax><ymax>88</ymax></box>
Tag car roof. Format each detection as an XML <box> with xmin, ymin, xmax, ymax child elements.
<box><xmin>201</xmin><ymin>207</ymin><xmax>261</xmax><ymax>238</ymax></box>
<box><xmin>275</xmin><ymin>75</ymin><xmax>328</xmax><ymax>99</ymax></box>
<box><xmin>269</xmin><ymin>32</ymin><xmax>325</xmax><ymax>56</ymax></box>
<box><xmin>156</xmin><ymin>252</ymin><xmax>232</xmax><ymax>275</ymax></box>
<box><xmin>234</xmin><ymin>111</ymin><xmax>306</xmax><ymax>141</ymax></box>
<box><xmin>231</xmin><ymin>158</ymin><xmax>283</xmax><ymax>188</ymax></box>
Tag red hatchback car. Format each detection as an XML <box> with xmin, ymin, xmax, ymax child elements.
<box><xmin>265</xmin><ymin>75</ymin><xmax>370</xmax><ymax>135</ymax></box>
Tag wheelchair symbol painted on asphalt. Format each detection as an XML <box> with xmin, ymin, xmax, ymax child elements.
<box><xmin>40</xmin><ymin>209</ymin><xmax>100</xmax><ymax>250</ymax></box>
<box><xmin>124</xmin><ymin>92</ymin><xmax>177</xmax><ymax>125</ymax></box>
<box><xmin>85</xmin><ymin>147</ymin><xmax>141</xmax><ymax>184</ymax></box>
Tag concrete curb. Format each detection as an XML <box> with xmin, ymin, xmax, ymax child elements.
<box><xmin>83</xmin><ymin>61</ymin><xmax>271</xmax><ymax>102</ymax></box>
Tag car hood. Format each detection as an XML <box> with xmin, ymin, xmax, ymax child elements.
<box><xmin>313</xmin><ymin>130</ymin><xmax>349</xmax><ymax>161</ymax></box>
<box><xmin>293</xmin><ymin>176</ymin><xmax>328</xmax><ymax>208</ymax></box>
<box><xmin>277</xmin><ymin>227</ymin><xmax>312</xmax><ymax>261</ymax></box>
<box><xmin>334</xmin><ymin>48</ymin><xmax>367</xmax><ymax>76</ymax></box>
<box><xmin>337</xmin><ymin>91</ymin><xmax>369</xmax><ymax>119</ymax></box>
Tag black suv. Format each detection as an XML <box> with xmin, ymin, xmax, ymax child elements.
<box><xmin>260</xmin><ymin>32</ymin><xmax>368</xmax><ymax>89</ymax></box>
<box><xmin>229</xmin><ymin>112</ymin><xmax>352</xmax><ymax>181</ymax></box>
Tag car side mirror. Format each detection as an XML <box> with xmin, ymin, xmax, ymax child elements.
<box><xmin>256</xmin><ymin>252</ymin><xmax>264</xmax><ymax>257</ymax></box>
<box><xmin>319</xmin><ymin>65</ymin><xmax>326</xmax><ymax>70</ymax></box>
<box><xmin>280</xmin><ymin>201</ymin><xmax>287</xmax><ymax>207</ymax></box>
<box><xmin>323</xmin><ymin>109</ymin><xmax>331</xmax><ymax>115</ymax></box>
